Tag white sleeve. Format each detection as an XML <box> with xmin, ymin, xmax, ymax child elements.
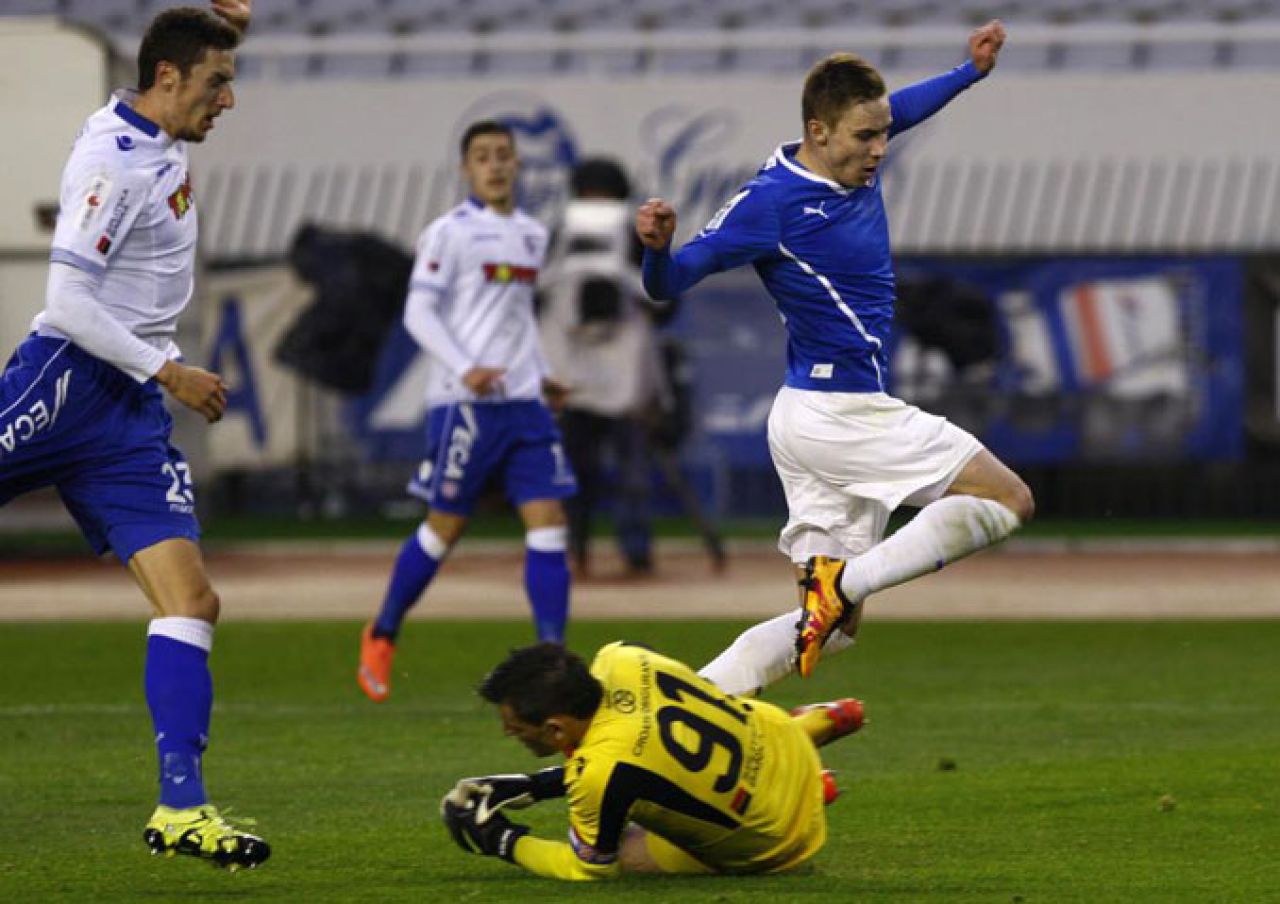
<box><xmin>42</xmin><ymin>261</ymin><xmax>169</xmax><ymax>382</ymax></box>
<box><xmin>402</xmin><ymin>217</ymin><xmax>475</xmax><ymax>377</ymax></box>
<box><xmin>50</xmin><ymin>159</ymin><xmax>151</xmax><ymax>279</ymax></box>
<box><xmin>402</xmin><ymin>282</ymin><xmax>474</xmax><ymax>377</ymax></box>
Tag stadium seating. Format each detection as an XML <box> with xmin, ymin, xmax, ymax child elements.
<box><xmin>3</xmin><ymin>0</ymin><xmax>1280</xmax><ymax>75</ymax></box>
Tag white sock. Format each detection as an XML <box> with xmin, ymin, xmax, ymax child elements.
<box><xmin>416</xmin><ymin>523</ymin><xmax>450</xmax><ymax>559</ymax></box>
<box><xmin>698</xmin><ymin>610</ymin><xmax>857</xmax><ymax>696</ymax></box>
<box><xmin>526</xmin><ymin>525</ymin><xmax>568</xmax><ymax>552</ymax></box>
<box><xmin>840</xmin><ymin>496</ymin><xmax>1020</xmax><ymax>603</ymax></box>
<box><xmin>148</xmin><ymin>616</ymin><xmax>214</xmax><ymax>652</ymax></box>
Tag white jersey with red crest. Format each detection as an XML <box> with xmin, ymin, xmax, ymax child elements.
<box><xmin>409</xmin><ymin>198</ymin><xmax>549</xmax><ymax>405</ymax></box>
<box><xmin>35</xmin><ymin>90</ymin><xmax>197</xmax><ymax>363</ymax></box>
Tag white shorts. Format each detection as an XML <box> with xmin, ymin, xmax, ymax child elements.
<box><xmin>768</xmin><ymin>387</ymin><xmax>983</xmax><ymax>562</ymax></box>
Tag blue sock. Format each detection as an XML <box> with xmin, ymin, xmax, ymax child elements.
<box><xmin>525</xmin><ymin>527</ymin><xmax>571</xmax><ymax>642</ymax></box>
<box><xmin>145</xmin><ymin>620</ymin><xmax>214</xmax><ymax>810</ymax></box>
<box><xmin>373</xmin><ymin>525</ymin><xmax>446</xmax><ymax>638</ymax></box>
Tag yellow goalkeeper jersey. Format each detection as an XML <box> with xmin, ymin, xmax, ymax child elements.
<box><xmin>514</xmin><ymin>641</ymin><xmax>826</xmax><ymax>880</ymax></box>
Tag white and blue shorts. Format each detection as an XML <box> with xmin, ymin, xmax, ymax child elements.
<box><xmin>408</xmin><ymin>399</ymin><xmax>577</xmax><ymax>515</ymax></box>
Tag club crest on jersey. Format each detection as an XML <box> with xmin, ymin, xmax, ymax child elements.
<box><xmin>167</xmin><ymin>174</ymin><xmax>193</xmax><ymax>220</ymax></box>
<box><xmin>96</xmin><ymin>236</ymin><xmax>111</xmax><ymax>255</ymax></box>
<box><xmin>483</xmin><ymin>262</ymin><xmax>538</xmax><ymax>285</ymax></box>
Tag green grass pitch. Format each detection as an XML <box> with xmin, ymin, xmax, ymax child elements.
<box><xmin>1</xmin><ymin>620</ymin><xmax>1277</xmax><ymax>902</ymax></box>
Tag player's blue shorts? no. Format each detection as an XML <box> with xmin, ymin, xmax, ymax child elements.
<box><xmin>408</xmin><ymin>399</ymin><xmax>577</xmax><ymax>515</ymax></box>
<box><xmin>0</xmin><ymin>334</ymin><xmax>199</xmax><ymax>562</ymax></box>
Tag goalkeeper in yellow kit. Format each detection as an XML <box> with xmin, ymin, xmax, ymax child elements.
<box><xmin>441</xmin><ymin>641</ymin><xmax>864</xmax><ymax>879</ymax></box>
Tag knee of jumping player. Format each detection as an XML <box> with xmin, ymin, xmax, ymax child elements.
<box><xmin>1004</xmin><ymin>477</ymin><xmax>1035</xmax><ymax>525</ymax></box>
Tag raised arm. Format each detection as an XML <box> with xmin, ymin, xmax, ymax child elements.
<box><xmin>889</xmin><ymin>19</ymin><xmax>1005</xmax><ymax>138</ymax></box>
<box><xmin>637</xmin><ymin>186</ymin><xmax>781</xmax><ymax>300</ymax></box>
<box><xmin>636</xmin><ymin>198</ymin><xmax>715</xmax><ymax>300</ymax></box>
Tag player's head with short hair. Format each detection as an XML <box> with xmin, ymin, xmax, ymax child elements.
<box><xmin>479</xmin><ymin>643</ymin><xmax>603</xmax><ymax>756</ymax></box>
<box><xmin>460</xmin><ymin>120</ymin><xmax>519</xmax><ymax>213</ymax></box>
<box><xmin>480</xmin><ymin>642</ymin><xmax>602</xmax><ymax>724</ymax></box>
<box><xmin>460</xmin><ymin>120</ymin><xmax>515</xmax><ymax>159</ymax></box>
<box><xmin>135</xmin><ymin>7</ymin><xmax>239</xmax><ymax>143</ymax></box>
<box><xmin>801</xmin><ymin>53</ymin><xmax>886</xmax><ymax>128</ymax></box>
<box><xmin>138</xmin><ymin>7</ymin><xmax>239</xmax><ymax>91</ymax></box>
<box><xmin>797</xmin><ymin>53</ymin><xmax>892</xmax><ymax>189</ymax></box>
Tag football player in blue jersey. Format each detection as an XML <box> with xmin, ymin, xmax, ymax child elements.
<box><xmin>0</xmin><ymin>2</ymin><xmax>270</xmax><ymax>869</ymax></box>
<box><xmin>636</xmin><ymin>21</ymin><xmax>1035</xmax><ymax>694</ymax></box>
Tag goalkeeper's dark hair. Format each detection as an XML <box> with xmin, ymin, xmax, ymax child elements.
<box><xmin>801</xmin><ymin>53</ymin><xmax>886</xmax><ymax>127</ymax></box>
<box><xmin>461</xmin><ymin>120</ymin><xmax>515</xmax><ymax>158</ymax></box>
<box><xmin>479</xmin><ymin>643</ymin><xmax>603</xmax><ymax>724</ymax></box>
<box><xmin>138</xmin><ymin>7</ymin><xmax>240</xmax><ymax>91</ymax></box>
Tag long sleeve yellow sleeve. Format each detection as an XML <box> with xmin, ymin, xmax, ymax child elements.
<box><xmin>511</xmin><ymin>835</ymin><xmax>621</xmax><ymax>881</ymax></box>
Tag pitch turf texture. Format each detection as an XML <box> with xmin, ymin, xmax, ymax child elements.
<box><xmin>1</xmin><ymin>621</ymin><xmax>1276</xmax><ymax>902</ymax></box>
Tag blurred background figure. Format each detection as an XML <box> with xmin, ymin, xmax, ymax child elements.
<box><xmin>538</xmin><ymin>158</ymin><xmax>672</xmax><ymax>576</ymax></box>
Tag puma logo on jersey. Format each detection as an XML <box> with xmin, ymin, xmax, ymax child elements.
<box><xmin>803</xmin><ymin>202</ymin><xmax>829</xmax><ymax>220</ymax></box>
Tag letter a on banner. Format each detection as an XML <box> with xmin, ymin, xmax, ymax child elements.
<box><xmin>208</xmin><ymin>295</ymin><xmax>268</xmax><ymax>447</ymax></box>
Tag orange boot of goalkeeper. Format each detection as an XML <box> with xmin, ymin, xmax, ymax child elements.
<box><xmin>820</xmin><ymin>769</ymin><xmax>840</xmax><ymax>806</ymax></box>
<box><xmin>358</xmin><ymin>623</ymin><xmax>396</xmax><ymax>703</ymax></box>
<box><xmin>791</xmin><ymin>698</ymin><xmax>866</xmax><ymax>748</ymax></box>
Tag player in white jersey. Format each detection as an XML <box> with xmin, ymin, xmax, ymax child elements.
<box><xmin>358</xmin><ymin>121</ymin><xmax>577</xmax><ymax>703</ymax></box>
<box><xmin>0</xmin><ymin>3</ymin><xmax>269</xmax><ymax>869</ymax></box>
<box><xmin>636</xmin><ymin>23</ymin><xmax>1035</xmax><ymax>695</ymax></box>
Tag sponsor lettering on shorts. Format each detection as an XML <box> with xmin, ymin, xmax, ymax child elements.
<box><xmin>442</xmin><ymin>405</ymin><xmax>478</xmax><ymax>481</ymax></box>
<box><xmin>0</xmin><ymin>369</ymin><xmax>71</xmax><ymax>458</ymax></box>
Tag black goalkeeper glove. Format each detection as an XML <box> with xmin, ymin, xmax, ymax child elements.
<box><xmin>440</xmin><ymin>797</ymin><xmax>529</xmax><ymax>863</ymax></box>
<box><xmin>448</xmin><ymin>767</ymin><xmax>566</xmax><ymax>824</ymax></box>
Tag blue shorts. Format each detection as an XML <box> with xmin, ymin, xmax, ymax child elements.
<box><xmin>0</xmin><ymin>334</ymin><xmax>199</xmax><ymax>562</ymax></box>
<box><xmin>408</xmin><ymin>400</ymin><xmax>577</xmax><ymax>515</ymax></box>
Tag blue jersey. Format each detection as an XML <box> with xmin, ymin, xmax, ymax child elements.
<box><xmin>643</xmin><ymin>62</ymin><xmax>984</xmax><ymax>393</ymax></box>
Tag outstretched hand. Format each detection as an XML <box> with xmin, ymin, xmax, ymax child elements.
<box><xmin>441</xmin><ymin>794</ymin><xmax>529</xmax><ymax>862</ymax></box>
<box><xmin>968</xmin><ymin>19</ymin><xmax>1006</xmax><ymax>75</ymax></box>
<box><xmin>449</xmin><ymin>774</ymin><xmax>541</xmax><ymax>824</ymax></box>
<box><xmin>635</xmin><ymin>198</ymin><xmax>677</xmax><ymax>251</ymax></box>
